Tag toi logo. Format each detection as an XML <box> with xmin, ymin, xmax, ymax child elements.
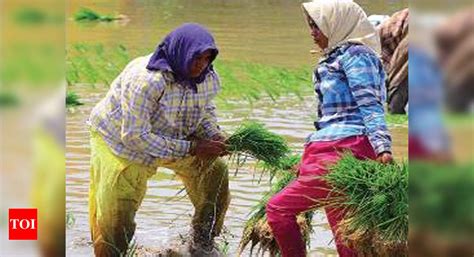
<box><xmin>9</xmin><ymin>208</ymin><xmax>38</xmax><ymax>240</ymax></box>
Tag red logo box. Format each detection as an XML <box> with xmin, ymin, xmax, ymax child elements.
<box><xmin>9</xmin><ymin>208</ymin><xmax>38</xmax><ymax>240</ymax></box>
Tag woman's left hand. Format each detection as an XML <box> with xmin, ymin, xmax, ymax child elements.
<box><xmin>376</xmin><ymin>152</ymin><xmax>393</xmax><ymax>164</ymax></box>
<box><xmin>211</xmin><ymin>133</ymin><xmax>230</xmax><ymax>156</ymax></box>
<box><xmin>211</xmin><ymin>133</ymin><xmax>227</xmax><ymax>143</ymax></box>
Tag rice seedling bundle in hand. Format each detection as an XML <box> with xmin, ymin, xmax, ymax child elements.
<box><xmin>323</xmin><ymin>153</ymin><xmax>408</xmax><ymax>257</ymax></box>
<box><xmin>226</xmin><ymin>122</ymin><xmax>290</xmax><ymax>172</ymax></box>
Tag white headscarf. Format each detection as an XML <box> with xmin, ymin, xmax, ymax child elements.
<box><xmin>302</xmin><ymin>0</ymin><xmax>381</xmax><ymax>56</ymax></box>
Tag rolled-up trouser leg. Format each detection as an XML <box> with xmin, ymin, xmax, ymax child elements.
<box><xmin>89</xmin><ymin>132</ymin><xmax>155</xmax><ymax>256</ymax></box>
<box><xmin>174</xmin><ymin>158</ymin><xmax>230</xmax><ymax>250</ymax></box>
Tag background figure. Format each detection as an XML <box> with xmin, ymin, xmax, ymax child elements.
<box><xmin>408</xmin><ymin>47</ymin><xmax>451</xmax><ymax>161</ymax></box>
<box><xmin>435</xmin><ymin>8</ymin><xmax>474</xmax><ymax>113</ymax></box>
<box><xmin>378</xmin><ymin>8</ymin><xmax>409</xmax><ymax>114</ymax></box>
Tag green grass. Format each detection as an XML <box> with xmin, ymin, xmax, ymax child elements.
<box><xmin>74</xmin><ymin>8</ymin><xmax>120</xmax><ymax>22</ymax></box>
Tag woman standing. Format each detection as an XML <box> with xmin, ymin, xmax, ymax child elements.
<box><xmin>266</xmin><ymin>1</ymin><xmax>393</xmax><ymax>256</ymax></box>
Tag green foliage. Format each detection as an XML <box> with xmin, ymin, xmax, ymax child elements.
<box><xmin>74</xmin><ymin>8</ymin><xmax>119</xmax><ymax>22</ymax></box>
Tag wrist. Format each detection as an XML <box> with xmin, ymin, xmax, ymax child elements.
<box><xmin>377</xmin><ymin>151</ymin><xmax>391</xmax><ymax>156</ymax></box>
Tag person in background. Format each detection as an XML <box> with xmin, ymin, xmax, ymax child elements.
<box><xmin>87</xmin><ymin>23</ymin><xmax>229</xmax><ymax>257</ymax></box>
<box><xmin>378</xmin><ymin>8</ymin><xmax>409</xmax><ymax>114</ymax></box>
<box><xmin>435</xmin><ymin>8</ymin><xmax>474</xmax><ymax>113</ymax></box>
<box><xmin>265</xmin><ymin>1</ymin><xmax>392</xmax><ymax>256</ymax></box>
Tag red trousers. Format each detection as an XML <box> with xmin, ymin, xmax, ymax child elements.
<box><xmin>266</xmin><ymin>136</ymin><xmax>377</xmax><ymax>257</ymax></box>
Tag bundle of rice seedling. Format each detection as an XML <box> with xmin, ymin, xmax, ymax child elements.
<box><xmin>238</xmin><ymin>168</ymin><xmax>314</xmax><ymax>257</ymax></box>
<box><xmin>226</xmin><ymin>122</ymin><xmax>290</xmax><ymax>173</ymax></box>
<box><xmin>322</xmin><ymin>153</ymin><xmax>408</xmax><ymax>257</ymax></box>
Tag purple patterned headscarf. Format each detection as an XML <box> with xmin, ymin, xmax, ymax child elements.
<box><xmin>146</xmin><ymin>23</ymin><xmax>219</xmax><ymax>89</ymax></box>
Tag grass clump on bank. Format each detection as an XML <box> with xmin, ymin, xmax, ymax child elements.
<box><xmin>66</xmin><ymin>91</ymin><xmax>83</xmax><ymax>107</ymax></box>
<box><xmin>74</xmin><ymin>8</ymin><xmax>121</xmax><ymax>22</ymax></box>
<box><xmin>322</xmin><ymin>153</ymin><xmax>408</xmax><ymax>257</ymax></box>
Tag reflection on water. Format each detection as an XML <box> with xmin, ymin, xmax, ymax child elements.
<box><xmin>66</xmin><ymin>0</ymin><xmax>408</xmax><ymax>256</ymax></box>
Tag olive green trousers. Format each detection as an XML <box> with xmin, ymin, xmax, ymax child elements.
<box><xmin>89</xmin><ymin>131</ymin><xmax>230</xmax><ymax>256</ymax></box>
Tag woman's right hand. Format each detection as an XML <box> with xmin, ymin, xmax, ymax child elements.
<box><xmin>190</xmin><ymin>139</ymin><xmax>228</xmax><ymax>159</ymax></box>
<box><xmin>376</xmin><ymin>152</ymin><xmax>394</xmax><ymax>164</ymax></box>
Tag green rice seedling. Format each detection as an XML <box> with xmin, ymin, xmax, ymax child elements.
<box><xmin>226</xmin><ymin>122</ymin><xmax>290</xmax><ymax>173</ymax></box>
<box><xmin>321</xmin><ymin>153</ymin><xmax>408</xmax><ymax>257</ymax></box>
<box><xmin>260</xmin><ymin>154</ymin><xmax>301</xmax><ymax>181</ymax></box>
<box><xmin>14</xmin><ymin>8</ymin><xmax>47</xmax><ymax>24</ymax></box>
<box><xmin>214</xmin><ymin>59</ymin><xmax>311</xmax><ymax>103</ymax></box>
<box><xmin>74</xmin><ymin>8</ymin><xmax>119</xmax><ymax>22</ymax></box>
<box><xmin>238</xmin><ymin>170</ymin><xmax>314</xmax><ymax>257</ymax></box>
<box><xmin>66</xmin><ymin>43</ymin><xmax>313</xmax><ymax>105</ymax></box>
<box><xmin>66</xmin><ymin>91</ymin><xmax>83</xmax><ymax>107</ymax></box>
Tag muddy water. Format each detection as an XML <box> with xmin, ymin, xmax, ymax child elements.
<box><xmin>67</xmin><ymin>0</ymin><xmax>407</xmax><ymax>68</ymax></box>
<box><xmin>66</xmin><ymin>0</ymin><xmax>408</xmax><ymax>256</ymax></box>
